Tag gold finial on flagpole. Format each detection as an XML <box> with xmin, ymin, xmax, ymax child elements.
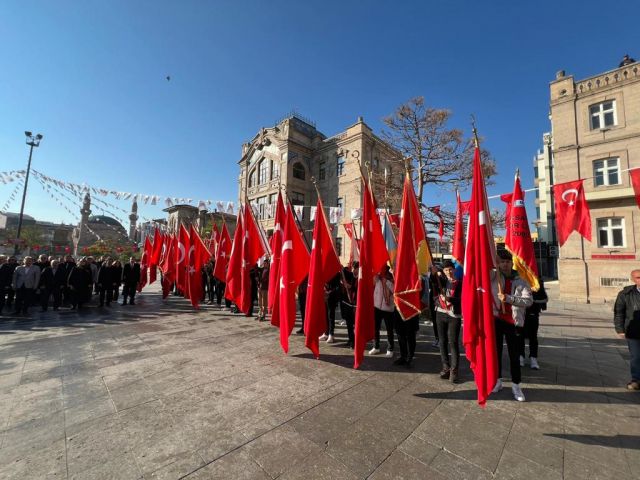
<box><xmin>471</xmin><ymin>114</ymin><xmax>480</xmax><ymax>148</ymax></box>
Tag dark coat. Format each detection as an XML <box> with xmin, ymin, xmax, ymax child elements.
<box><xmin>68</xmin><ymin>266</ymin><xmax>92</xmax><ymax>301</ymax></box>
<box><xmin>614</xmin><ymin>285</ymin><xmax>640</xmax><ymax>339</ymax></box>
<box><xmin>97</xmin><ymin>266</ymin><xmax>113</xmax><ymax>289</ymax></box>
<box><xmin>52</xmin><ymin>266</ymin><xmax>67</xmax><ymax>289</ymax></box>
<box><xmin>111</xmin><ymin>265</ymin><xmax>123</xmax><ymax>286</ymax></box>
<box><xmin>526</xmin><ymin>281</ymin><xmax>548</xmax><ymax>316</ymax></box>
<box><xmin>0</xmin><ymin>263</ymin><xmax>13</xmax><ymax>288</ymax></box>
<box><xmin>122</xmin><ymin>262</ymin><xmax>141</xmax><ymax>285</ymax></box>
<box><xmin>39</xmin><ymin>266</ymin><xmax>55</xmax><ymax>290</ymax></box>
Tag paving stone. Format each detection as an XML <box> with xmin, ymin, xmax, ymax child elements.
<box><xmin>0</xmin><ymin>438</ymin><xmax>66</xmax><ymax>480</ymax></box>
<box><xmin>369</xmin><ymin>450</ymin><xmax>448</xmax><ymax>480</ymax></box>
<box><xmin>184</xmin><ymin>449</ymin><xmax>270</xmax><ymax>479</ymax></box>
<box><xmin>277</xmin><ymin>450</ymin><xmax>360</xmax><ymax>480</ymax></box>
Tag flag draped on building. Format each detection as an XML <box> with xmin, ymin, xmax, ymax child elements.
<box><xmin>394</xmin><ymin>173</ymin><xmax>431</xmax><ymax>320</ymax></box>
<box><xmin>278</xmin><ymin>205</ymin><xmax>310</xmax><ymax>353</ymax></box>
<box><xmin>462</xmin><ymin>146</ymin><xmax>498</xmax><ymax>407</ymax></box>
<box><xmin>630</xmin><ymin>168</ymin><xmax>640</xmax><ymax>209</ymax></box>
<box><xmin>212</xmin><ymin>223</ymin><xmax>231</xmax><ymax>282</ymax></box>
<box><xmin>552</xmin><ymin>179</ymin><xmax>592</xmax><ymax>246</ymax></box>
<box><xmin>268</xmin><ymin>193</ymin><xmax>285</xmax><ymax>326</ymax></box>
<box><xmin>305</xmin><ymin>199</ymin><xmax>341</xmax><ymax>359</ymax></box>
<box><xmin>354</xmin><ymin>181</ymin><xmax>389</xmax><ymax>369</ymax></box>
<box><xmin>503</xmin><ymin>174</ymin><xmax>540</xmax><ymax>292</ymax></box>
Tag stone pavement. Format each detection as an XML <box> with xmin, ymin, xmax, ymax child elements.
<box><xmin>0</xmin><ymin>284</ymin><xmax>638</xmax><ymax>479</ymax></box>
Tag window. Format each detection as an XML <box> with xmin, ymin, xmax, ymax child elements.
<box><xmin>256</xmin><ymin>196</ymin><xmax>268</xmax><ymax>219</ymax></box>
<box><xmin>248</xmin><ymin>170</ymin><xmax>256</xmax><ymax>188</ymax></box>
<box><xmin>292</xmin><ymin>162</ymin><xmax>306</xmax><ymax>180</ymax></box>
<box><xmin>257</xmin><ymin>160</ymin><xmax>268</xmax><ymax>185</ymax></box>
<box><xmin>291</xmin><ymin>191</ymin><xmax>305</xmax><ymax>205</ymax></box>
<box><xmin>319</xmin><ymin>161</ymin><xmax>326</xmax><ymax>181</ymax></box>
<box><xmin>336</xmin><ymin>156</ymin><xmax>345</xmax><ymax>176</ymax></box>
<box><xmin>335</xmin><ymin>237</ymin><xmax>342</xmax><ymax>257</ymax></box>
<box><xmin>372</xmin><ymin>157</ymin><xmax>380</xmax><ymax>172</ymax></box>
<box><xmin>534</xmin><ymin>166</ymin><xmax>539</xmax><ymax>179</ymax></box>
<box><xmin>270</xmin><ymin>160</ymin><xmax>279</xmax><ymax>180</ymax></box>
<box><xmin>268</xmin><ymin>193</ymin><xmax>278</xmax><ymax>218</ymax></box>
<box><xmin>597</xmin><ymin>217</ymin><xmax>624</xmax><ymax>247</ymax></box>
<box><xmin>589</xmin><ymin>101</ymin><xmax>616</xmax><ymax>130</ymax></box>
<box><xmin>593</xmin><ymin>158</ymin><xmax>620</xmax><ymax>186</ymax></box>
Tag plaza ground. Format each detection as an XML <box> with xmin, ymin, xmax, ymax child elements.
<box><xmin>0</xmin><ymin>283</ymin><xmax>638</xmax><ymax>479</ymax></box>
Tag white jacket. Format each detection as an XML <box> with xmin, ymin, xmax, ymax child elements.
<box><xmin>13</xmin><ymin>265</ymin><xmax>41</xmax><ymax>290</ymax></box>
<box><xmin>491</xmin><ymin>270</ymin><xmax>533</xmax><ymax>327</ymax></box>
<box><xmin>374</xmin><ymin>277</ymin><xmax>395</xmax><ymax>312</ymax></box>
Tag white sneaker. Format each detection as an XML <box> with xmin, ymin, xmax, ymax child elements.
<box><xmin>385</xmin><ymin>350</ymin><xmax>393</xmax><ymax>358</ymax></box>
<box><xmin>326</xmin><ymin>335</ymin><xmax>335</xmax><ymax>344</ymax></box>
<box><xmin>368</xmin><ymin>347</ymin><xmax>380</xmax><ymax>355</ymax></box>
<box><xmin>318</xmin><ymin>333</ymin><xmax>328</xmax><ymax>341</ymax></box>
<box><xmin>519</xmin><ymin>355</ymin><xmax>526</xmax><ymax>367</ymax></box>
<box><xmin>492</xmin><ymin>378</ymin><xmax>503</xmax><ymax>393</ymax></box>
<box><xmin>339</xmin><ymin>321</ymin><xmax>346</xmax><ymax>326</ymax></box>
<box><xmin>530</xmin><ymin>357</ymin><xmax>539</xmax><ymax>370</ymax></box>
<box><xmin>512</xmin><ymin>383</ymin><xmax>526</xmax><ymax>402</ymax></box>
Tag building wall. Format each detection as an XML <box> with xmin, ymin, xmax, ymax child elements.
<box><xmin>238</xmin><ymin>115</ymin><xmax>402</xmax><ymax>265</ymax></box>
<box><xmin>549</xmin><ymin>63</ymin><xmax>640</xmax><ymax>302</ymax></box>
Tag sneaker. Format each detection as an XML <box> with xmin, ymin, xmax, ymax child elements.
<box><xmin>368</xmin><ymin>347</ymin><xmax>380</xmax><ymax>355</ymax></box>
<box><xmin>393</xmin><ymin>357</ymin><xmax>407</xmax><ymax>366</ymax></box>
<box><xmin>512</xmin><ymin>384</ymin><xmax>526</xmax><ymax>402</ymax></box>
<box><xmin>439</xmin><ymin>369</ymin><xmax>450</xmax><ymax>380</ymax></box>
<box><xmin>385</xmin><ymin>350</ymin><xmax>393</xmax><ymax>358</ymax></box>
<box><xmin>450</xmin><ymin>368</ymin><xmax>459</xmax><ymax>384</ymax></box>
<box><xmin>530</xmin><ymin>357</ymin><xmax>540</xmax><ymax>370</ymax></box>
<box><xmin>326</xmin><ymin>335</ymin><xmax>335</xmax><ymax>344</ymax></box>
<box><xmin>318</xmin><ymin>333</ymin><xmax>328</xmax><ymax>341</ymax></box>
<box><xmin>492</xmin><ymin>378</ymin><xmax>503</xmax><ymax>393</ymax></box>
<box><xmin>626</xmin><ymin>381</ymin><xmax>640</xmax><ymax>391</ymax></box>
<box><xmin>339</xmin><ymin>321</ymin><xmax>346</xmax><ymax>326</ymax></box>
<box><xmin>519</xmin><ymin>355</ymin><xmax>526</xmax><ymax>367</ymax></box>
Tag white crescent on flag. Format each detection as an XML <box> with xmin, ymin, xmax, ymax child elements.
<box><xmin>177</xmin><ymin>242</ymin><xmax>186</xmax><ymax>264</ymax></box>
<box><xmin>281</xmin><ymin>240</ymin><xmax>293</xmax><ymax>253</ymax></box>
<box><xmin>561</xmin><ymin>188</ymin><xmax>579</xmax><ymax>206</ymax></box>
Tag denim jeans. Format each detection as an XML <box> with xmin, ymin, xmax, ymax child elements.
<box><xmin>628</xmin><ymin>338</ymin><xmax>640</xmax><ymax>381</ymax></box>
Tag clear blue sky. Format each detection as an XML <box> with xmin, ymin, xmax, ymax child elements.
<box><xmin>1</xmin><ymin>0</ymin><xmax>639</xmax><ymax>228</ymax></box>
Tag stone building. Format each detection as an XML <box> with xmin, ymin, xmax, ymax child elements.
<box><xmin>238</xmin><ymin>113</ymin><xmax>402</xmax><ymax>264</ymax></box>
<box><xmin>549</xmin><ymin>60</ymin><xmax>640</xmax><ymax>302</ymax></box>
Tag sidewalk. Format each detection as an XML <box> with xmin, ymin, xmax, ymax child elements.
<box><xmin>0</xmin><ymin>284</ymin><xmax>638</xmax><ymax>479</ymax></box>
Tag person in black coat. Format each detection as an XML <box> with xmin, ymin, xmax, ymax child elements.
<box><xmin>61</xmin><ymin>255</ymin><xmax>76</xmax><ymax>307</ymax></box>
<box><xmin>0</xmin><ymin>255</ymin><xmax>13</xmax><ymax>314</ymax></box>
<box><xmin>67</xmin><ymin>259</ymin><xmax>92</xmax><ymax>309</ymax></box>
<box><xmin>340</xmin><ymin>263</ymin><xmax>358</xmax><ymax>349</ymax></box>
<box><xmin>51</xmin><ymin>259</ymin><xmax>67</xmax><ymax>311</ymax></box>
<box><xmin>614</xmin><ymin>269</ymin><xmax>640</xmax><ymax>390</ymax></box>
<box><xmin>122</xmin><ymin>257</ymin><xmax>141</xmax><ymax>305</ymax></box>
<box><xmin>38</xmin><ymin>262</ymin><xmax>55</xmax><ymax>311</ymax></box>
<box><xmin>111</xmin><ymin>260</ymin><xmax>123</xmax><ymax>301</ymax></box>
<box><xmin>1</xmin><ymin>256</ymin><xmax>19</xmax><ymax>309</ymax></box>
<box><xmin>97</xmin><ymin>258</ymin><xmax>116</xmax><ymax>307</ymax></box>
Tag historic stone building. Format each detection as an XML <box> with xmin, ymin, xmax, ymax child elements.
<box><xmin>238</xmin><ymin>113</ymin><xmax>402</xmax><ymax>264</ymax></box>
<box><xmin>549</xmin><ymin>60</ymin><xmax>640</xmax><ymax>302</ymax></box>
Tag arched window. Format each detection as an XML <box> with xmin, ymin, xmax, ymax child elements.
<box><xmin>270</xmin><ymin>160</ymin><xmax>280</xmax><ymax>180</ymax></box>
<box><xmin>292</xmin><ymin>162</ymin><xmax>306</xmax><ymax>180</ymax></box>
<box><xmin>248</xmin><ymin>170</ymin><xmax>256</xmax><ymax>187</ymax></box>
<box><xmin>258</xmin><ymin>160</ymin><xmax>268</xmax><ymax>184</ymax></box>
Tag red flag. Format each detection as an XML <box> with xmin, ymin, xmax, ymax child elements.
<box><xmin>451</xmin><ymin>191</ymin><xmax>465</xmax><ymax>268</ymax></box>
<box><xmin>160</xmin><ymin>235</ymin><xmax>176</xmax><ymax>299</ymax></box>
<box><xmin>430</xmin><ymin>205</ymin><xmax>445</xmax><ymax>241</ymax></box>
<box><xmin>137</xmin><ymin>237</ymin><xmax>152</xmax><ymax>292</ymax></box>
<box><xmin>238</xmin><ymin>204</ymin><xmax>267</xmax><ymax>314</ymax></box>
<box><xmin>462</xmin><ymin>147</ymin><xmax>498</xmax><ymax>407</ymax></box>
<box><xmin>268</xmin><ymin>193</ymin><xmax>286</xmax><ymax>326</ymax></box>
<box><xmin>210</xmin><ymin>223</ymin><xmax>220</xmax><ymax>254</ymax></box>
<box><xmin>354</xmin><ymin>182</ymin><xmax>389</xmax><ymax>369</ymax></box>
<box><xmin>553</xmin><ymin>179</ymin><xmax>592</xmax><ymax>246</ymax></box>
<box><xmin>213</xmin><ymin>223</ymin><xmax>231</xmax><ymax>282</ymax></box>
<box><xmin>305</xmin><ymin>199</ymin><xmax>341</xmax><ymax>358</ymax></box>
<box><xmin>187</xmin><ymin>225</ymin><xmax>211</xmax><ymax>309</ymax></box>
<box><xmin>388</xmin><ymin>213</ymin><xmax>400</xmax><ymax>229</ymax></box>
<box><xmin>225</xmin><ymin>210</ymin><xmax>245</xmax><ymax>306</ymax></box>
<box><xmin>630</xmin><ymin>168</ymin><xmax>640</xmax><ymax>209</ymax></box>
<box><xmin>149</xmin><ymin>228</ymin><xmax>163</xmax><ymax>285</ymax></box>
<box><xmin>278</xmin><ymin>205</ymin><xmax>310</xmax><ymax>353</ymax></box>
<box><xmin>503</xmin><ymin>175</ymin><xmax>540</xmax><ymax>291</ymax></box>
<box><xmin>394</xmin><ymin>174</ymin><xmax>431</xmax><ymax>320</ymax></box>
<box><xmin>176</xmin><ymin>224</ymin><xmax>190</xmax><ymax>295</ymax></box>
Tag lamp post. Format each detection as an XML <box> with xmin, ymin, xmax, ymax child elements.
<box><xmin>14</xmin><ymin>131</ymin><xmax>43</xmax><ymax>255</ymax></box>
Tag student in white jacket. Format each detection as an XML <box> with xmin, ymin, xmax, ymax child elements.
<box><xmin>370</xmin><ymin>266</ymin><xmax>395</xmax><ymax>357</ymax></box>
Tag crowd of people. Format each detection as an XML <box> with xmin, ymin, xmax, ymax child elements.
<box><xmin>0</xmin><ymin>253</ymin><xmax>141</xmax><ymax>314</ymax></box>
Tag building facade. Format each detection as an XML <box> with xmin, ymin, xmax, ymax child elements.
<box><xmin>549</xmin><ymin>61</ymin><xmax>640</xmax><ymax>302</ymax></box>
<box><xmin>238</xmin><ymin>114</ymin><xmax>402</xmax><ymax>264</ymax></box>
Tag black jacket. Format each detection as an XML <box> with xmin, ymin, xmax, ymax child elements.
<box><xmin>52</xmin><ymin>266</ymin><xmax>67</xmax><ymax>289</ymax></box>
<box><xmin>614</xmin><ymin>285</ymin><xmax>640</xmax><ymax>339</ymax></box>
<box><xmin>122</xmin><ymin>262</ymin><xmax>141</xmax><ymax>285</ymax></box>
<box><xmin>0</xmin><ymin>263</ymin><xmax>14</xmax><ymax>288</ymax></box>
<box><xmin>39</xmin><ymin>266</ymin><xmax>55</xmax><ymax>290</ymax></box>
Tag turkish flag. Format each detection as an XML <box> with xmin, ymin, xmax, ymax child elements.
<box><xmin>175</xmin><ymin>224</ymin><xmax>190</xmax><ymax>295</ymax></box>
<box><xmin>213</xmin><ymin>223</ymin><xmax>232</xmax><ymax>282</ymax></box>
<box><xmin>503</xmin><ymin>175</ymin><xmax>539</xmax><ymax>291</ymax></box>
<box><xmin>388</xmin><ymin>213</ymin><xmax>400</xmax><ymax>229</ymax></box>
<box><xmin>268</xmin><ymin>193</ymin><xmax>286</xmax><ymax>326</ymax></box>
<box><xmin>137</xmin><ymin>236</ymin><xmax>152</xmax><ymax>292</ymax></box>
<box><xmin>238</xmin><ymin>204</ymin><xmax>267</xmax><ymax>314</ymax></box>
<box><xmin>394</xmin><ymin>174</ymin><xmax>431</xmax><ymax>320</ymax></box>
<box><xmin>209</xmin><ymin>223</ymin><xmax>220</xmax><ymax>255</ymax></box>
<box><xmin>354</xmin><ymin>182</ymin><xmax>389</xmax><ymax>369</ymax></box>
<box><xmin>430</xmin><ymin>205</ymin><xmax>444</xmax><ymax>241</ymax></box>
<box><xmin>225</xmin><ymin>209</ymin><xmax>245</xmax><ymax>307</ymax></box>
<box><xmin>630</xmin><ymin>168</ymin><xmax>640</xmax><ymax>209</ymax></box>
<box><xmin>278</xmin><ymin>205</ymin><xmax>310</xmax><ymax>353</ymax></box>
<box><xmin>187</xmin><ymin>225</ymin><xmax>211</xmax><ymax>309</ymax></box>
<box><xmin>161</xmin><ymin>235</ymin><xmax>176</xmax><ymax>299</ymax></box>
<box><xmin>305</xmin><ymin>199</ymin><xmax>341</xmax><ymax>358</ymax></box>
<box><xmin>462</xmin><ymin>147</ymin><xmax>499</xmax><ymax>407</ymax></box>
<box><xmin>553</xmin><ymin>179</ymin><xmax>592</xmax><ymax>246</ymax></box>
<box><xmin>149</xmin><ymin>228</ymin><xmax>164</xmax><ymax>285</ymax></box>
<box><xmin>451</xmin><ymin>191</ymin><xmax>466</xmax><ymax>268</ymax></box>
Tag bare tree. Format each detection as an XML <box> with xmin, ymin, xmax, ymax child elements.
<box><xmin>381</xmin><ymin>96</ymin><xmax>497</xmax><ymax>204</ymax></box>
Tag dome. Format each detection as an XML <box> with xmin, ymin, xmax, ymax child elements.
<box><xmin>87</xmin><ymin>215</ymin><xmax>125</xmax><ymax>228</ymax></box>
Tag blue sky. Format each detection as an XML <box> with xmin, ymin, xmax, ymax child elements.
<box><xmin>1</xmin><ymin>0</ymin><xmax>639</xmax><ymax>229</ymax></box>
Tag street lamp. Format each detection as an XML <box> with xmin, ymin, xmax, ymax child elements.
<box><xmin>14</xmin><ymin>131</ymin><xmax>43</xmax><ymax>255</ymax></box>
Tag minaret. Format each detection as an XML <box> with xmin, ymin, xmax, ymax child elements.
<box><xmin>73</xmin><ymin>191</ymin><xmax>92</xmax><ymax>255</ymax></box>
<box><xmin>129</xmin><ymin>198</ymin><xmax>139</xmax><ymax>241</ymax></box>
